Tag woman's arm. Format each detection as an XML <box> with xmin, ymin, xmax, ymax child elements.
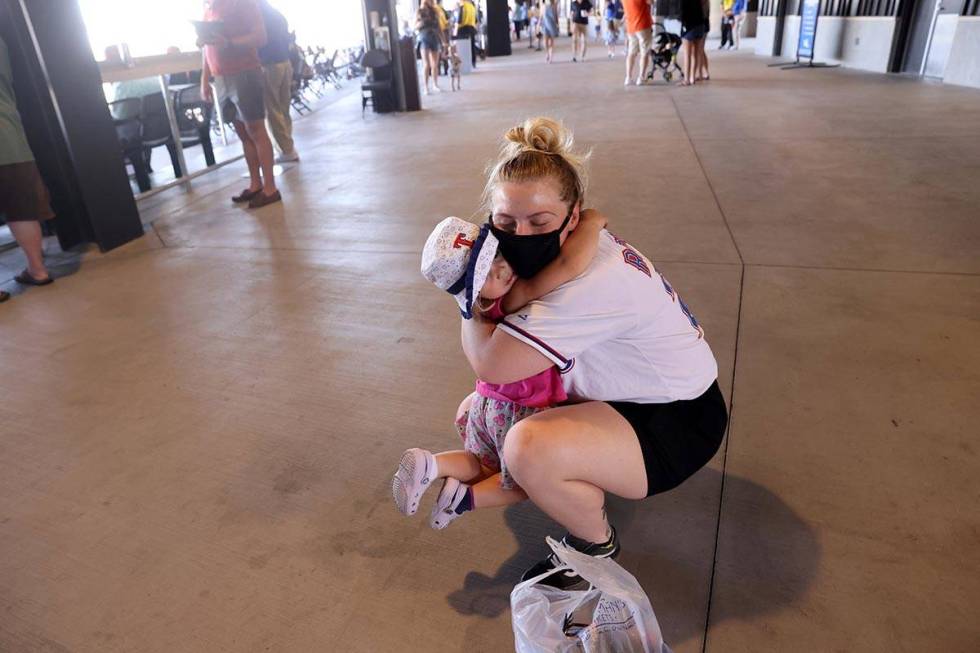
<box><xmin>461</xmin><ymin>314</ymin><xmax>553</xmax><ymax>384</ymax></box>
<box><xmin>500</xmin><ymin>208</ymin><xmax>607</xmax><ymax>315</ymax></box>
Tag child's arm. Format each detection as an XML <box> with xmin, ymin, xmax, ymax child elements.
<box><xmin>500</xmin><ymin>208</ymin><xmax>607</xmax><ymax>314</ymax></box>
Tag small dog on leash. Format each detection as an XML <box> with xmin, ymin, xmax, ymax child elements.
<box><xmin>449</xmin><ymin>45</ymin><xmax>462</xmax><ymax>91</ymax></box>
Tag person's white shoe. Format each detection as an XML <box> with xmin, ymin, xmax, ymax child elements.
<box><xmin>432</xmin><ymin>85</ymin><xmax>442</xmax><ymax>93</ymax></box>
<box><xmin>429</xmin><ymin>477</ymin><xmax>469</xmax><ymax>530</ymax></box>
<box><xmin>392</xmin><ymin>448</ymin><xmax>437</xmax><ymax>516</ymax></box>
<box><xmin>624</xmin><ymin>77</ymin><xmax>634</xmax><ymax>86</ymax></box>
<box><xmin>274</xmin><ymin>151</ymin><xmax>300</xmax><ymax>164</ymax></box>
<box><xmin>423</xmin><ymin>86</ymin><xmax>430</xmax><ymax>95</ymax></box>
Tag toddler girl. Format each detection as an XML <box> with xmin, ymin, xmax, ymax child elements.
<box><xmin>392</xmin><ymin>210</ymin><xmax>606</xmax><ymax>529</ymax></box>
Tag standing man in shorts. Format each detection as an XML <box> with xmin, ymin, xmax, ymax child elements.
<box><xmin>0</xmin><ymin>35</ymin><xmax>54</xmax><ymax>303</ymax></box>
<box><xmin>570</xmin><ymin>0</ymin><xmax>594</xmax><ymax>61</ymax></box>
<box><xmin>199</xmin><ymin>0</ymin><xmax>281</xmax><ymax>208</ymax></box>
<box><xmin>258</xmin><ymin>0</ymin><xmax>298</xmax><ymax>164</ymax></box>
<box><xmin>622</xmin><ymin>0</ymin><xmax>652</xmax><ymax>85</ymax></box>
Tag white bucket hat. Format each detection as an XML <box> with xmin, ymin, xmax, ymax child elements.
<box><xmin>421</xmin><ymin>216</ymin><xmax>499</xmax><ymax>319</ymax></box>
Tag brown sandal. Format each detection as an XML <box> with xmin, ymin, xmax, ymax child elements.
<box><xmin>0</xmin><ymin>290</ymin><xmax>10</xmax><ymax>303</ymax></box>
<box><xmin>232</xmin><ymin>188</ymin><xmax>261</xmax><ymax>203</ymax></box>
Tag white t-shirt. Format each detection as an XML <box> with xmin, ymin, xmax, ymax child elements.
<box><xmin>498</xmin><ymin>230</ymin><xmax>718</xmax><ymax>403</ymax></box>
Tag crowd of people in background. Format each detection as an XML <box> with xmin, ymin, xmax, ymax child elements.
<box><xmin>403</xmin><ymin>0</ymin><xmax>751</xmax><ymax>92</ymax></box>
<box><xmin>719</xmin><ymin>0</ymin><xmax>747</xmax><ymax>50</ymax></box>
<box><xmin>497</xmin><ymin>0</ymin><xmax>748</xmax><ymax>87</ymax></box>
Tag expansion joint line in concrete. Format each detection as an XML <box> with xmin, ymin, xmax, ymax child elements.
<box><xmin>668</xmin><ymin>94</ymin><xmax>745</xmax><ymax>653</ymax></box>
<box><xmin>149</xmin><ymin>220</ymin><xmax>168</xmax><ymax>248</ymax></box>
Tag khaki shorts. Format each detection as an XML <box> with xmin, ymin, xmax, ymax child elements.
<box><xmin>572</xmin><ymin>22</ymin><xmax>589</xmax><ymax>36</ymax></box>
<box><xmin>627</xmin><ymin>27</ymin><xmax>653</xmax><ymax>58</ymax></box>
<box><xmin>214</xmin><ymin>68</ymin><xmax>265</xmax><ymax>124</ymax></box>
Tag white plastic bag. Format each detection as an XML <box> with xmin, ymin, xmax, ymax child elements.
<box><xmin>511</xmin><ymin>537</ymin><xmax>671</xmax><ymax>653</ymax></box>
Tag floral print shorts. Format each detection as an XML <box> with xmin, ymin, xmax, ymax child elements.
<box><xmin>455</xmin><ymin>395</ymin><xmax>544</xmax><ymax>490</ymax></box>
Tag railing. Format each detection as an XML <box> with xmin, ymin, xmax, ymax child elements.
<box><xmin>965</xmin><ymin>0</ymin><xmax>980</xmax><ymax>15</ymax></box>
<box><xmin>759</xmin><ymin>0</ymin><xmax>901</xmax><ymax>17</ymax></box>
<box><xmin>853</xmin><ymin>0</ymin><xmax>900</xmax><ymax>16</ymax></box>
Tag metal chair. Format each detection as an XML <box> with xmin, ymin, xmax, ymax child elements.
<box><xmin>360</xmin><ymin>48</ymin><xmax>394</xmax><ymax>116</ymax></box>
<box><xmin>175</xmin><ymin>86</ymin><xmax>216</xmax><ymax>168</ymax></box>
<box><xmin>139</xmin><ymin>92</ymin><xmax>183</xmax><ymax>179</ymax></box>
<box><xmin>108</xmin><ymin>97</ymin><xmax>152</xmax><ymax>192</ymax></box>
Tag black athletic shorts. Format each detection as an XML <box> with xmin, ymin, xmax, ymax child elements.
<box><xmin>607</xmin><ymin>380</ymin><xmax>728</xmax><ymax>497</ymax></box>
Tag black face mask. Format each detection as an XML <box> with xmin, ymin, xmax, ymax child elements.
<box><xmin>488</xmin><ymin>209</ymin><xmax>573</xmax><ymax>279</ymax></box>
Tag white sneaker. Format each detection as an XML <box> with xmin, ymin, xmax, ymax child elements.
<box><xmin>429</xmin><ymin>477</ymin><xmax>469</xmax><ymax>530</ymax></box>
<box><xmin>274</xmin><ymin>151</ymin><xmax>300</xmax><ymax>164</ymax></box>
<box><xmin>432</xmin><ymin>85</ymin><xmax>442</xmax><ymax>93</ymax></box>
<box><xmin>392</xmin><ymin>448</ymin><xmax>437</xmax><ymax>516</ymax></box>
<box><xmin>624</xmin><ymin>77</ymin><xmax>634</xmax><ymax>86</ymax></box>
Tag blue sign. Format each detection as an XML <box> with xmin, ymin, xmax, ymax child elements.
<box><xmin>798</xmin><ymin>0</ymin><xmax>820</xmax><ymax>60</ymax></box>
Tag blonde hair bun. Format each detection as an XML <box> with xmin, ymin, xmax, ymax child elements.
<box><xmin>484</xmin><ymin>117</ymin><xmax>590</xmax><ymax>210</ymax></box>
<box><xmin>504</xmin><ymin>117</ymin><xmax>573</xmax><ymax>158</ymax></box>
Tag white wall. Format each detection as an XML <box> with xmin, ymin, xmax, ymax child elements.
<box><xmin>925</xmin><ymin>15</ymin><xmax>960</xmax><ymax>78</ymax></box>
<box><xmin>779</xmin><ymin>16</ymin><xmax>895</xmax><ymax>73</ymax></box>
<box><xmin>943</xmin><ymin>17</ymin><xmax>980</xmax><ymax>88</ymax></box>
<box><xmin>780</xmin><ymin>15</ymin><xmax>801</xmax><ymax>57</ymax></box>
<box><xmin>755</xmin><ymin>15</ymin><xmax>775</xmax><ymax>55</ymax></box>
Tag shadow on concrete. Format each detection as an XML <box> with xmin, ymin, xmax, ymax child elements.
<box><xmin>446</xmin><ymin>468</ymin><xmax>820</xmax><ymax>648</ymax></box>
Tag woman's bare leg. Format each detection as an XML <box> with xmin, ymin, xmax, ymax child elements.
<box><xmin>698</xmin><ymin>38</ymin><xmax>710</xmax><ymax>79</ymax></box>
<box><xmin>428</xmin><ymin>50</ymin><xmax>442</xmax><ymax>89</ymax></box>
<box><xmin>503</xmin><ymin>401</ymin><xmax>647</xmax><ymax>543</ymax></box>
<box><xmin>7</xmin><ymin>221</ymin><xmax>48</xmax><ymax>280</ymax></box>
<box><xmin>682</xmin><ymin>40</ymin><xmax>695</xmax><ymax>84</ymax></box>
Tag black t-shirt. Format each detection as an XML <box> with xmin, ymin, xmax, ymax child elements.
<box><xmin>680</xmin><ymin>0</ymin><xmax>705</xmax><ymax>31</ymax></box>
<box><xmin>571</xmin><ymin>0</ymin><xmax>593</xmax><ymax>24</ymax></box>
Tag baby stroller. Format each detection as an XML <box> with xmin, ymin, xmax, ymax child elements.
<box><xmin>647</xmin><ymin>29</ymin><xmax>683</xmax><ymax>83</ymax></box>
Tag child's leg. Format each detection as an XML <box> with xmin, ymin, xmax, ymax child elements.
<box><xmin>430</xmin><ymin>471</ymin><xmax>527</xmax><ymax>530</ymax></box>
<box><xmin>471</xmin><ymin>472</ymin><xmax>527</xmax><ymax>509</ymax></box>
<box><xmin>433</xmin><ymin>449</ymin><xmax>489</xmax><ymax>484</ymax></box>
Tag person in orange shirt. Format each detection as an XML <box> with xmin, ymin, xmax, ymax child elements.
<box><xmin>622</xmin><ymin>0</ymin><xmax>652</xmax><ymax>85</ymax></box>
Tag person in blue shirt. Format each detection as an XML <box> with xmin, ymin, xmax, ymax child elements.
<box><xmin>513</xmin><ymin>1</ymin><xmax>528</xmax><ymax>41</ymax></box>
<box><xmin>732</xmin><ymin>0</ymin><xmax>747</xmax><ymax>50</ymax></box>
<box><xmin>604</xmin><ymin>1</ymin><xmax>623</xmax><ymax>58</ymax></box>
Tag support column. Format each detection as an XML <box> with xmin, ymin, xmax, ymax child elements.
<box><xmin>2</xmin><ymin>0</ymin><xmax>142</xmax><ymax>252</ymax></box>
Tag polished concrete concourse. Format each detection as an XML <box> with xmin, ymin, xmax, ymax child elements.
<box><xmin>2</xmin><ymin>39</ymin><xmax>979</xmax><ymax>652</ymax></box>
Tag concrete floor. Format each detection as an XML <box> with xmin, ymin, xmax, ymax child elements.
<box><xmin>2</xmin><ymin>39</ymin><xmax>979</xmax><ymax>652</ymax></box>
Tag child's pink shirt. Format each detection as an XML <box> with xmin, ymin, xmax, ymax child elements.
<box><xmin>474</xmin><ymin>299</ymin><xmax>568</xmax><ymax>409</ymax></box>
